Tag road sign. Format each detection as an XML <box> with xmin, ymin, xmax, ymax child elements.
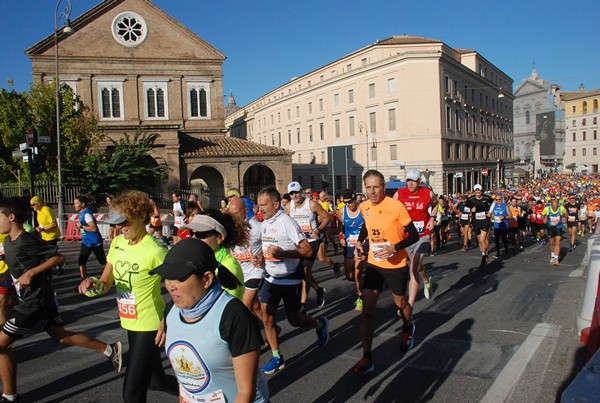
<box><xmin>22</xmin><ymin>156</ymin><xmax>29</xmax><ymax>163</ymax></box>
<box><xmin>455</xmin><ymin>172</ymin><xmax>463</xmax><ymax>178</ymax></box>
<box><xmin>482</xmin><ymin>169</ymin><xmax>488</xmax><ymax>176</ymax></box>
<box><xmin>19</xmin><ymin>143</ymin><xmax>28</xmax><ymax>151</ymax></box>
<box><xmin>12</xmin><ymin>151</ymin><xmax>27</xmax><ymax>158</ymax></box>
<box><xmin>37</xmin><ymin>136</ymin><xmax>51</xmax><ymax>144</ymax></box>
<box><xmin>504</xmin><ymin>169</ymin><xmax>513</xmax><ymax>178</ymax></box>
<box><xmin>27</xmin><ymin>128</ymin><xmax>37</xmax><ymax>145</ymax></box>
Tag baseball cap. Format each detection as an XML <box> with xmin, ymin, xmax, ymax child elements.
<box><xmin>287</xmin><ymin>181</ymin><xmax>302</xmax><ymax>193</ymax></box>
<box><xmin>180</xmin><ymin>214</ymin><xmax>227</xmax><ymax>237</ymax></box>
<box><xmin>150</xmin><ymin>238</ymin><xmax>218</xmax><ymax>280</ymax></box>
<box><xmin>30</xmin><ymin>196</ymin><xmax>43</xmax><ymax>205</ymax></box>
<box><xmin>227</xmin><ymin>189</ymin><xmax>241</xmax><ymax>198</ymax></box>
<box><xmin>405</xmin><ymin>168</ymin><xmax>421</xmax><ymax>181</ymax></box>
<box><xmin>474</xmin><ymin>184</ymin><xmax>482</xmax><ymax>191</ymax></box>
<box><xmin>312</xmin><ymin>192</ymin><xmax>319</xmax><ymax>198</ymax></box>
<box><xmin>104</xmin><ymin>212</ymin><xmax>127</xmax><ymax>225</ymax></box>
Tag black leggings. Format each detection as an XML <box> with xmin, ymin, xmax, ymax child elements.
<box><xmin>124</xmin><ymin>330</ymin><xmax>177</xmax><ymax>403</ymax></box>
<box><xmin>78</xmin><ymin>243</ymin><xmax>107</xmax><ymax>266</ymax></box>
<box><xmin>494</xmin><ymin>228</ymin><xmax>508</xmax><ymax>253</ymax></box>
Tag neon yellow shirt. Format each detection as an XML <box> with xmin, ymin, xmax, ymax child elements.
<box><xmin>215</xmin><ymin>246</ymin><xmax>245</xmax><ymax>300</ymax></box>
<box><xmin>37</xmin><ymin>205</ymin><xmax>61</xmax><ymax>241</ymax></box>
<box><xmin>107</xmin><ymin>234</ymin><xmax>167</xmax><ymax>332</ymax></box>
<box><xmin>0</xmin><ymin>233</ymin><xmax>7</xmax><ymax>274</ymax></box>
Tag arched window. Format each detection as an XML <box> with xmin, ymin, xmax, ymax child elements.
<box><xmin>583</xmin><ymin>101</ymin><xmax>588</xmax><ymax>114</ymax></box>
<box><xmin>525</xmin><ymin>110</ymin><xmax>530</xmax><ymax>124</ymax></box>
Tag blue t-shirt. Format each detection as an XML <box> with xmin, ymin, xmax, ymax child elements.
<box><xmin>79</xmin><ymin>207</ymin><xmax>104</xmax><ymax>247</ymax></box>
<box><xmin>492</xmin><ymin>203</ymin><xmax>508</xmax><ymax>230</ymax></box>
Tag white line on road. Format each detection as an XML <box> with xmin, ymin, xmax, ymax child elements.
<box><xmin>481</xmin><ymin>323</ymin><xmax>561</xmax><ymax>403</ymax></box>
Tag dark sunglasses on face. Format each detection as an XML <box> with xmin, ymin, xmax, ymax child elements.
<box><xmin>289</xmin><ymin>191</ymin><xmax>300</xmax><ymax>195</ymax></box>
<box><xmin>343</xmin><ymin>199</ymin><xmax>356</xmax><ymax>204</ymax></box>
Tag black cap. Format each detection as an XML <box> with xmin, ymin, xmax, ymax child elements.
<box><xmin>150</xmin><ymin>238</ymin><xmax>218</xmax><ymax>280</ymax></box>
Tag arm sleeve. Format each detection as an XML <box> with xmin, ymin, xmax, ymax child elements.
<box><xmin>220</xmin><ymin>299</ymin><xmax>263</xmax><ymax>357</ymax></box>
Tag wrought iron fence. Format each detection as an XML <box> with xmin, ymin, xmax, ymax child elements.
<box><xmin>0</xmin><ymin>181</ymin><xmax>82</xmax><ymax>205</ymax></box>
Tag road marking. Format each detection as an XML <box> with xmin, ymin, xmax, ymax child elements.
<box><xmin>481</xmin><ymin>323</ymin><xmax>560</xmax><ymax>403</ymax></box>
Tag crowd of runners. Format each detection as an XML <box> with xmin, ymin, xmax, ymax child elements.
<box><xmin>0</xmin><ymin>171</ymin><xmax>599</xmax><ymax>402</ymax></box>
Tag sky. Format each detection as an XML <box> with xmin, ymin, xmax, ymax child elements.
<box><xmin>1</xmin><ymin>0</ymin><xmax>599</xmax><ymax>107</ymax></box>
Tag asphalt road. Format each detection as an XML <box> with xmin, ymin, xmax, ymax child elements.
<box><xmin>8</xmin><ymin>231</ymin><xmax>590</xmax><ymax>402</ymax></box>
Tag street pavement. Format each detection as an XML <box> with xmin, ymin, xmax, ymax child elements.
<box><xmin>9</xmin><ymin>231</ymin><xmax>590</xmax><ymax>402</ymax></box>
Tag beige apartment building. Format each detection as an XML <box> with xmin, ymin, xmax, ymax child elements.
<box><xmin>562</xmin><ymin>87</ymin><xmax>600</xmax><ymax>173</ymax></box>
<box><xmin>227</xmin><ymin>36</ymin><xmax>514</xmax><ymax>195</ymax></box>
<box><xmin>25</xmin><ymin>0</ymin><xmax>292</xmax><ymax>206</ymax></box>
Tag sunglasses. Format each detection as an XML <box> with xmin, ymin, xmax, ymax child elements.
<box><xmin>30</xmin><ymin>204</ymin><xmax>36</xmax><ymax>207</ymax></box>
<box><xmin>343</xmin><ymin>199</ymin><xmax>356</xmax><ymax>204</ymax></box>
<box><xmin>289</xmin><ymin>191</ymin><xmax>300</xmax><ymax>195</ymax></box>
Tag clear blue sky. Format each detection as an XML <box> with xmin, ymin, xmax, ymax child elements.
<box><xmin>1</xmin><ymin>0</ymin><xmax>598</xmax><ymax>106</ymax></box>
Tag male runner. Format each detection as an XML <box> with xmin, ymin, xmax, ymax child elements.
<box><xmin>456</xmin><ymin>194</ymin><xmax>472</xmax><ymax>251</ymax></box>
<box><xmin>337</xmin><ymin>190</ymin><xmax>365</xmax><ymax>311</ymax></box>
<box><xmin>542</xmin><ymin>195</ymin><xmax>567</xmax><ymax>266</ymax></box>
<box><xmin>252</xmin><ymin>187</ymin><xmax>328</xmax><ymax>375</ymax></box>
<box><xmin>466</xmin><ymin>184</ymin><xmax>494</xmax><ymax>268</ymax></box>
<box><xmin>394</xmin><ymin>168</ymin><xmax>437</xmax><ymax>305</ymax></box>
<box><xmin>353</xmin><ymin>170</ymin><xmax>419</xmax><ymax>375</ymax></box>
<box><xmin>285</xmin><ymin>182</ymin><xmax>339</xmax><ymax>310</ymax></box>
<box><xmin>563</xmin><ymin>192</ymin><xmax>580</xmax><ymax>251</ymax></box>
<box><xmin>530</xmin><ymin>199</ymin><xmax>546</xmax><ymax>244</ymax></box>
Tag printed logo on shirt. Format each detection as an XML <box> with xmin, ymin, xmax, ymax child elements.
<box><xmin>167</xmin><ymin>340</ymin><xmax>211</xmax><ymax>394</ymax></box>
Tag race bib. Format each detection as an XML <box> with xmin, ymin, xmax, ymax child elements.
<box><xmin>494</xmin><ymin>216</ymin><xmax>502</xmax><ymax>223</ymax></box>
<box><xmin>117</xmin><ymin>291</ymin><xmax>137</xmax><ymax>320</ymax></box>
<box><xmin>180</xmin><ymin>389</ymin><xmax>226</xmax><ymax>403</ymax></box>
<box><xmin>475</xmin><ymin>211</ymin><xmax>486</xmax><ymax>220</ymax></box>
<box><xmin>414</xmin><ymin>220</ymin><xmax>425</xmax><ymax>234</ymax></box>
<box><xmin>296</xmin><ymin>219</ymin><xmax>312</xmax><ymax>235</ymax></box>
<box><xmin>262</xmin><ymin>240</ymin><xmax>282</xmax><ymax>262</ymax></box>
<box><xmin>549</xmin><ymin>216</ymin><xmax>560</xmax><ymax>226</ymax></box>
<box><xmin>232</xmin><ymin>248</ymin><xmax>252</xmax><ymax>262</ymax></box>
<box><xmin>347</xmin><ymin>234</ymin><xmax>359</xmax><ymax>246</ymax></box>
<box><xmin>460</xmin><ymin>213</ymin><xmax>469</xmax><ymax>221</ymax></box>
<box><xmin>371</xmin><ymin>242</ymin><xmax>391</xmax><ymax>262</ymax></box>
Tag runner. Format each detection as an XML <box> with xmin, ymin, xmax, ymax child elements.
<box><xmin>456</xmin><ymin>194</ymin><xmax>472</xmax><ymax>251</ymax></box>
<box><xmin>395</xmin><ymin>168</ymin><xmax>437</xmax><ymax>306</ymax></box>
<box><xmin>0</xmin><ymin>197</ymin><xmax>121</xmax><ymax>403</ymax></box>
<box><xmin>154</xmin><ymin>239</ymin><xmax>269</xmax><ymax>402</ymax></box>
<box><xmin>252</xmin><ymin>187</ymin><xmax>329</xmax><ymax>375</ymax></box>
<box><xmin>73</xmin><ymin>195</ymin><xmax>107</xmax><ymax>279</ymax></box>
<box><xmin>337</xmin><ymin>189</ymin><xmax>365</xmax><ymax>311</ymax></box>
<box><xmin>578</xmin><ymin>198</ymin><xmax>588</xmax><ymax>236</ymax></box>
<box><xmin>170</xmin><ymin>192</ymin><xmax>185</xmax><ymax>245</ymax></box>
<box><xmin>542</xmin><ymin>195</ymin><xmax>567</xmax><ymax>266</ymax></box>
<box><xmin>353</xmin><ymin>170</ymin><xmax>419</xmax><ymax>375</ymax></box>
<box><xmin>318</xmin><ymin>191</ymin><xmax>338</xmax><ymax>254</ymax></box>
<box><xmin>228</xmin><ymin>196</ymin><xmax>264</xmax><ymax>317</ymax></box>
<box><xmin>466</xmin><ymin>184</ymin><xmax>494</xmax><ymax>268</ymax></box>
<box><xmin>490</xmin><ymin>194</ymin><xmax>510</xmax><ymax>258</ymax></box>
<box><xmin>148</xmin><ymin>197</ymin><xmax>168</xmax><ymax>246</ymax></box>
<box><xmin>78</xmin><ymin>191</ymin><xmax>177</xmax><ymax>402</ymax></box>
<box><xmin>563</xmin><ymin>192</ymin><xmax>580</xmax><ymax>251</ymax></box>
<box><xmin>285</xmin><ymin>181</ymin><xmax>338</xmax><ymax>311</ymax></box>
<box><xmin>507</xmin><ymin>197</ymin><xmax>521</xmax><ymax>254</ymax></box>
<box><xmin>530</xmin><ymin>200</ymin><xmax>546</xmax><ymax>245</ymax></box>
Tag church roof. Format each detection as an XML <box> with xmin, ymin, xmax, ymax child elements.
<box><xmin>561</xmin><ymin>88</ymin><xmax>600</xmax><ymax>101</ymax></box>
<box><xmin>180</xmin><ymin>135</ymin><xmax>293</xmax><ymax>158</ymax></box>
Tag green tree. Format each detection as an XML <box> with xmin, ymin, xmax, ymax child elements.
<box><xmin>0</xmin><ymin>88</ymin><xmax>32</xmax><ymax>182</ymax></box>
<box><xmin>566</xmin><ymin>162</ymin><xmax>577</xmax><ymax>172</ymax></box>
<box><xmin>77</xmin><ymin>130</ymin><xmax>169</xmax><ymax>200</ymax></box>
<box><xmin>28</xmin><ymin>82</ymin><xmax>102</xmax><ymax>181</ymax></box>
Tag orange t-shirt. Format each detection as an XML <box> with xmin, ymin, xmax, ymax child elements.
<box><xmin>360</xmin><ymin>196</ymin><xmax>412</xmax><ymax>269</ymax></box>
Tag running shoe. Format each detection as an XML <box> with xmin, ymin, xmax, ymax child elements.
<box><xmin>479</xmin><ymin>255</ymin><xmax>487</xmax><ymax>268</ymax></box>
<box><xmin>569</xmin><ymin>246</ymin><xmax>573</xmax><ymax>252</ymax></box>
<box><xmin>300</xmin><ymin>304</ymin><xmax>307</xmax><ymax>314</ymax></box>
<box><xmin>316</xmin><ymin>288</ymin><xmax>326</xmax><ymax>307</ymax></box>
<box><xmin>261</xmin><ymin>356</ymin><xmax>285</xmax><ymax>374</ymax></box>
<box><xmin>316</xmin><ymin>316</ymin><xmax>329</xmax><ymax>347</ymax></box>
<box><xmin>352</xmin><ymin>357</ymin><xmax>374</xmax><ymax>375</ymax></box>
<box><xmin>553</xmin><ymin>258</ymin><xmax>560</xmax><ymax>266</ymax></box>
<box><xmin>423</xmin><ymin>278</ymin><xmax>433</xmax><ymax>300</ymax></box>
<box><xmin>400</xmin><ymin>322</ymin><xmax>416</xmax><ymax>352</ymax></box>
<box><xmin>0</xmin><ymin>395</ymin><xmax>20</xmax><ymax>402</ymax></box>
<box><xmin>109</xmin><ymin>341</ymin><xmax>122</xmax><ymax>373</ymax></box>
<box><xmin>354</xmin><ymin>297</ymin><xmax>363</xmax><ymax>312</ymax></box>
<box><xmin>332</xmin><ymin>262</ymin><xmax>341</xmax><ymax>278</ymax></box>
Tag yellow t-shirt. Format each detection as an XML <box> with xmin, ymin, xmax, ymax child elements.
<box><xmin>0</xmin><ymin>233</ymin><xmax>7</xmax><ymax>274</ymax></box>
<box><xmin>215</xmin><ymin>247</ymin><xmax>245</xmax><ymax>300</ymax></box>
<box><xmin>360</xmin><ymin>196</ymin><xmax>412</xmax><ymax>269</ymax></box>
<box><xmin>37</xmin><ymin>205</ymin><xmax>61</xmax><ymax>241</ymax></box>
<box><xmin>107</xmin><ymin>234</ymin><xmax>167</xmax><ymax>332</ymax></box>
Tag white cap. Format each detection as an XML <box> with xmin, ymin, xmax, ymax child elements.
<box><xmin>405</xmin><ymin>168</ymin><xmax>422</xmax><ymax>181</ymax></box>
<box><xmin>474</xmin><ymin>184</ymin><xmax>482</xmax><ymax>191</ymax></box>
<box><xmin>287</xmin><ymin>181</ymin><xmax>302</xmax><ymax>193</ymax></box>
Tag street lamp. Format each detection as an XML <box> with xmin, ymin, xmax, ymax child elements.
<box><xmin>55</xmin><ymin>0</ymin><xmax>74</xmax><ymax>232</ymax></box>
<box><xmin>358</xmin><ymin>121</ymin><xmax>368</xmax><ymax>170</ymax></box>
